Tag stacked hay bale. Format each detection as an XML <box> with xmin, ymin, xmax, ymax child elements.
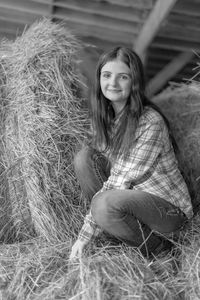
<box><xmin>0</xmin><ymin>19</ymin><xmax>88</xmax><ymax>242</ymax></box>
<box><xmin>152</xmin><ymin>83</ymin><xmax>200</xmax><ymax>214</ymax></box>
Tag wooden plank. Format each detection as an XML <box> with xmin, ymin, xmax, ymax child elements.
<box><xmin>147</xmin><ymin>63</ymin><xmax>197</xmax><ymax>78</ymax></box>
<box><xmin>31</xmin><ymin>0</ymin><xmax>154</xmax><ymax>8</ymax></box>
<box><xmin>134</xmin><ymin>0</ymin><xmax>178</xmax><ymax>55</ymax></box>
<box><xmin>0</xmin><ymin>0</ymin><xmax>149</xmax><ymax>23</ymax></box>
<box><xmin>0</xmin><ymin>8</ymin><xmax>37</xmax><ymax>25</ymax></box>
<box><xmin>148</xmin><ymin>49</ymin><xmax>180</xmax><ymax>61</ymax></box>
<box><xmin>147</xmin><ymin>71</ymin><xmax>192</xmax><ymax>83</ymax></box>
<box><xmin>54</xmin><ymin>7</ymin><xmax>140</xmax><ymax>34</ymax></box>
<box><xmin>30</xmin><ymin>0</ymin><xmax>53</xmax><ymax>3</ymax></box>
<box><xmin>152</xmin><ymin>36</ymin><xmax>200</xmax><ymax>52</ymax></box>
<box><xmin>81</xmin><ymin>36</ymin><xmax>131</xmax><ymax>53</ymax></box>
<box><xmin>0</xmin><ymin>0</ymin><xmax>49</xmax><ymax>15</ymax></box>
<box><xmin>101</xmin><ymin>0</ymin><xmax>154</xmax><ymax>9</ymax></box>
<box><xmin>146</xmin><ymin>51</ymin><xmax>194</xmax><ymax>97</ymax></box>
<box><xmin>159</xmin><ymin>25</ymin><xmax>200</xmax><ymax>44</ymax></box>
<box><xmin>59</xmin><ymin>20</ymin><xmax>137</xmax><ymax>44</ymax></box>
<box><xmin>173</xmin><ymin>1</ymin><xmax>200</xmax><ymax>17</ymax></box>
<box><xmin>0</xmin><ymin>20</ymin><xmax>25</xmax><ymax>33</ymax></box>
<box><xmin>0</xmin><ymin>0</ymin><xmax>141</xmax><ymax>34</ymax></box>
<box><xmin>49</xmin><ymin>0</ymin><xmax>55</xmax><ymax>15</ymax></box>
<box><xmin>53</xmin><ymin>0</ymin><xmax>146</xmax><ymax>23</ymax></box>
<box><xmin>169</xmin><ymin>13</ymin><xmax>200</xmax><ymax>29</ymax></box>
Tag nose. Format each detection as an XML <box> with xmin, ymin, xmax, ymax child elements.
<box><xmin>109</xmin><ymin>75</ymin><xmax>118</xmax><ymax>86</ymax></box>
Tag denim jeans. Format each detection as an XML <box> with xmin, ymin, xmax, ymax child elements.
<box><xmin>74</xmin><ymin>146</ymin><xmax>187</xmax><ymax>256</ymax></box>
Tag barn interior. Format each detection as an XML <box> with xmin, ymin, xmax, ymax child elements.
<box><xmin>0</xmin><ymin>0</ymin><xmax>199</xmax><ymax>97</ymax></box>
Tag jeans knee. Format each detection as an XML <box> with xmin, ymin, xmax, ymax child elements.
<box><xmin>91</xmin><ymin>192</ymin><xmax>110</xmax><ymax>227</ymax></box>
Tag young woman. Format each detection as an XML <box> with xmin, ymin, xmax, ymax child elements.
<box><xmin>70</xmin><ymin>47</ymin><xmax>193</xmax><ymax>259</ymax></box>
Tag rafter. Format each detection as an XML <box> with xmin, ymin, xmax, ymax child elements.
<box><xmin>134</xmin><ymin>0</ymin><xmax>178</xmax><ymax>55</ymax></box>
<box><xmin>49</xmin><ymin>0</ymin><xmax>55</xmax><ymax>15</ymax></box>
<box><xmin>146</xmin><ymin>51</ymin><xmax>194</xmax><ymax>97</ymax></box>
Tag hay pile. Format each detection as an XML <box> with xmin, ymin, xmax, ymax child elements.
<box><xmin>152</xmin><ymin>83</ymin><xmax>200</xmax><ymax>214</ymax></box>
<box><xmin>0</xmin><ymin>19</ymin><xmax>88</xmax><ymax>242</ymax></box>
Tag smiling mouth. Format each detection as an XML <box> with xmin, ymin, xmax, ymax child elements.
<box><xmin>108</xmin><ymin>89</ymin><xmax>121</xmax><ymax>92</ymax></box>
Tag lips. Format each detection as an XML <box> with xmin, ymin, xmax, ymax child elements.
<box><xmin>108</xmin><ymin>89</ymin><xmax>121</xmax><ymax>92</ymax></box>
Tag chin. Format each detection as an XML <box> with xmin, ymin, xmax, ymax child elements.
<box><xmin>107</xmin><ymin>96</ymin><xmax>121</xmax><ymax>101</ymax></box>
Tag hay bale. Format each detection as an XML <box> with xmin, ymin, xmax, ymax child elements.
<box><xmin>152</xmin><ymin>83</ymin><xmax>200</xmax><ymax>213</ymax></box>
<box><xmin>0</xmin><ymin>19</ymin><xmax>88</xmax><ymax>242</ymax></box>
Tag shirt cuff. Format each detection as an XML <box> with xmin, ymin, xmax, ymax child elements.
<box><xmin>78</xmin><ymin>212</ymin><xmax>102</xmax><ymax>242</ymax></box>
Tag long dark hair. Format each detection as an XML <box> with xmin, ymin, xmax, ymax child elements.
<box><xmin>90</xmin><ymin>46</ymin><xmax>177</xmax><ymax>158</ymax></box>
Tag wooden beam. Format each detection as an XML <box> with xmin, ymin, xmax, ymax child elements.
<box><xmin>152</xmin><ymin>36</ymin><xmax>200</xmax><ymax>52</ymax></box>
<box><xmin>173</xmin><ymin>1</ymin><xmax>200</xmax><ymax>17</ymax></box>
<box><xmin>146</xmin><ymin>51</ymin><xmax>194</xmax><ymax>97</ymax></box>
<box><xmin>0</xmin><ymin>9</ymin><xmax>37</xmax><ymax>25</ymax></box>
<box><xmin>0</xmin><ymin>0</ymin><xmax>49</xmax><ymax>16</ymax></box>
<box><xmin>49</xmin><ymin>0</ymin><xmax>55</xmax><ymax>15</ymax></box>
<box><xmin>81</xmin><ymin>36</ymin><xmax>130</xmax><ymax>53</ymax></box>
<box><xmin>54</xmin><ymin>0</ymin><xmax>145</xmax><ymax>23</ymax></box>
<box><xmin>159</xmin><ymin>24</ymin><xmax>200</xmax><ymax>43</ymax></box>
<box><xmin>147</xmin><ymin>71</ymin><xmax>192</xmax><ymax>83</ymax></box>
<box><xmin>134</xmin><ymin>0</ymin><xmax>178</xmax><ymax>55</ymax></box>
<box><xmin>54</xmin><ymin>7</ymin><xmax>140</xmax><ymax>34</ymax></box>
<box><xmin>61</xmin><ymin>21</ymin><xmax>137</xmax><ymax>44</ymax></box>
<box><xmin>101</xmin><ymin>0</ymin><xmax>154</xmax><ymax>9</ymax></box>
<box><xmin>0</xmin><ymin>20</ymin><xmax>25</xmax><ymax>34</ymax></box>
<box><xmin>169</xmin><ymin>14</ymin><xmax>200</xmax><ymax>30</ymax></box>
<box><xmin>32</xmin><ymin>0</ymin><xmax>52</xmax><ymax>3</ymax></box>
<box><xmin>0</xmin><ymin>0</ymin><xmax>148</xmax><ymax>24</ymax></box>
<box><xmin>147</xmin><ymin>64</ymin><xmax>197</xmax><ymax>78</ymax></box>
<box><xmin>0</xmin><ymin>0</ymin><xmax>141</xmax><ymax>34</ymax></box>
<box><xmin>0</xmin><ymin>16</ymin><xmax>136</xmax><ymax>46</ymax></box>
<box><xmin>32</xmin><ymin>0</ymin><xmax>154</xmax><ymax>9</ymax></box>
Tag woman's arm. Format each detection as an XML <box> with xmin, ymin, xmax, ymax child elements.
<box><xmin>69</xmin><ymin>210</ymin><xmax>102</xmax><ymax>260</ymax></box>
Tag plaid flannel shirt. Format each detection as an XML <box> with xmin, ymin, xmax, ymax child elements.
<box><xmin>78</xmin><ymin>107</ymin><xmax>193</xmax><ymax>242</ymax></box>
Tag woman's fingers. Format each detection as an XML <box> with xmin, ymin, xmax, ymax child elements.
<box><xmin>69</xmin><ymin>239</ymin><xmax>86</xmax><ymax>260</ymax></box>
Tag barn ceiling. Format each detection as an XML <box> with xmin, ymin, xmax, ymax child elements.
<box><xmin>0</xmin><ymin>0</ymin><xmax>200</xmax><ymax>96</ymax></box>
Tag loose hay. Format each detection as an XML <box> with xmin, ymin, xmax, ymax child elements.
<box><xmin>0</xmin><ymin>19</ymin><xmax>88</xmax><ymax>242</ymax></box>
<box><xmin>0</xmin><ymin>240</ymin><xmax>184</xmax><ymax>300</ymax></box>
<box><xmin>152</xmin><ymin>83</ymin><xmax>200</xmax><ymax>214</ymax></box>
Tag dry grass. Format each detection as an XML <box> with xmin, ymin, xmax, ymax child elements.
<box><xmin>178</xmin><ymin>213</ymin><xmax>200</xmax><ymax>300</ymax></box>
<box><xmin>0</xmin><ymin>19</ymin><xmax>200</xmax><ymax>300</ymax></box>
<box><xmin>0</xmin><ymin>18</ymin><xmax>88</xmax><ymax>242</ymax></box>
<box><xmin>1</xmin><ymin>227</ymin><xmax>200</xmax><ymax>300</ymax></box>
<box><xmin>153</xmin><ymin>82</ymin><xmax>200</xmax><ymax>213</ymax></box>
<box><xmin>0</xmin><ymin>238</ymin><xmax>184</xmax><ymax>300</ymax></box>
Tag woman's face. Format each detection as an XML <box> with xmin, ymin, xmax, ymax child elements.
<box><xmin>100</xmin><ymin>59</ymin><xmax>132</xmax><ymax>114</ymax></box>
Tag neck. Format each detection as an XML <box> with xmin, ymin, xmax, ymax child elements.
<box><xmin>112</xmin><ymin>103</ymin><xmax>125</xmax><ymax>116</ymax></box>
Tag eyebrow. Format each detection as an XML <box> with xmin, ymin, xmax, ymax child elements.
<box><xmin>101</xmin><ymin>71</ymin><xmax>131</xmax><ymax>75</ymax></box>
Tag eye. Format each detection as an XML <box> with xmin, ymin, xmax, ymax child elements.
<box><xmin>119</xmin><ymin>74</ymin><xmax>130</xmax><ymax>80</ymax></box>
<box><xmin>101</xmin><ymin>72</ymin><xmax>110</xmax><ymax>79</ymax></box>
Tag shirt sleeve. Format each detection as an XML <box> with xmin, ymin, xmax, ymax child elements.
<box><xmin>100</xmin><ymin>119</ymin><xmax>164</xmax><ymax>191</ymax></box>
<box><xmin>78</xmin><ymin>209</ymin><xmax>103</xmax><ymax>242</ymax></box>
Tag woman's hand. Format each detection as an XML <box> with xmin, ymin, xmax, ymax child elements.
<box><xmin>69</xmin><ymin>239</ymin><xmax>88</xmax><ymax>260</ymax></box>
